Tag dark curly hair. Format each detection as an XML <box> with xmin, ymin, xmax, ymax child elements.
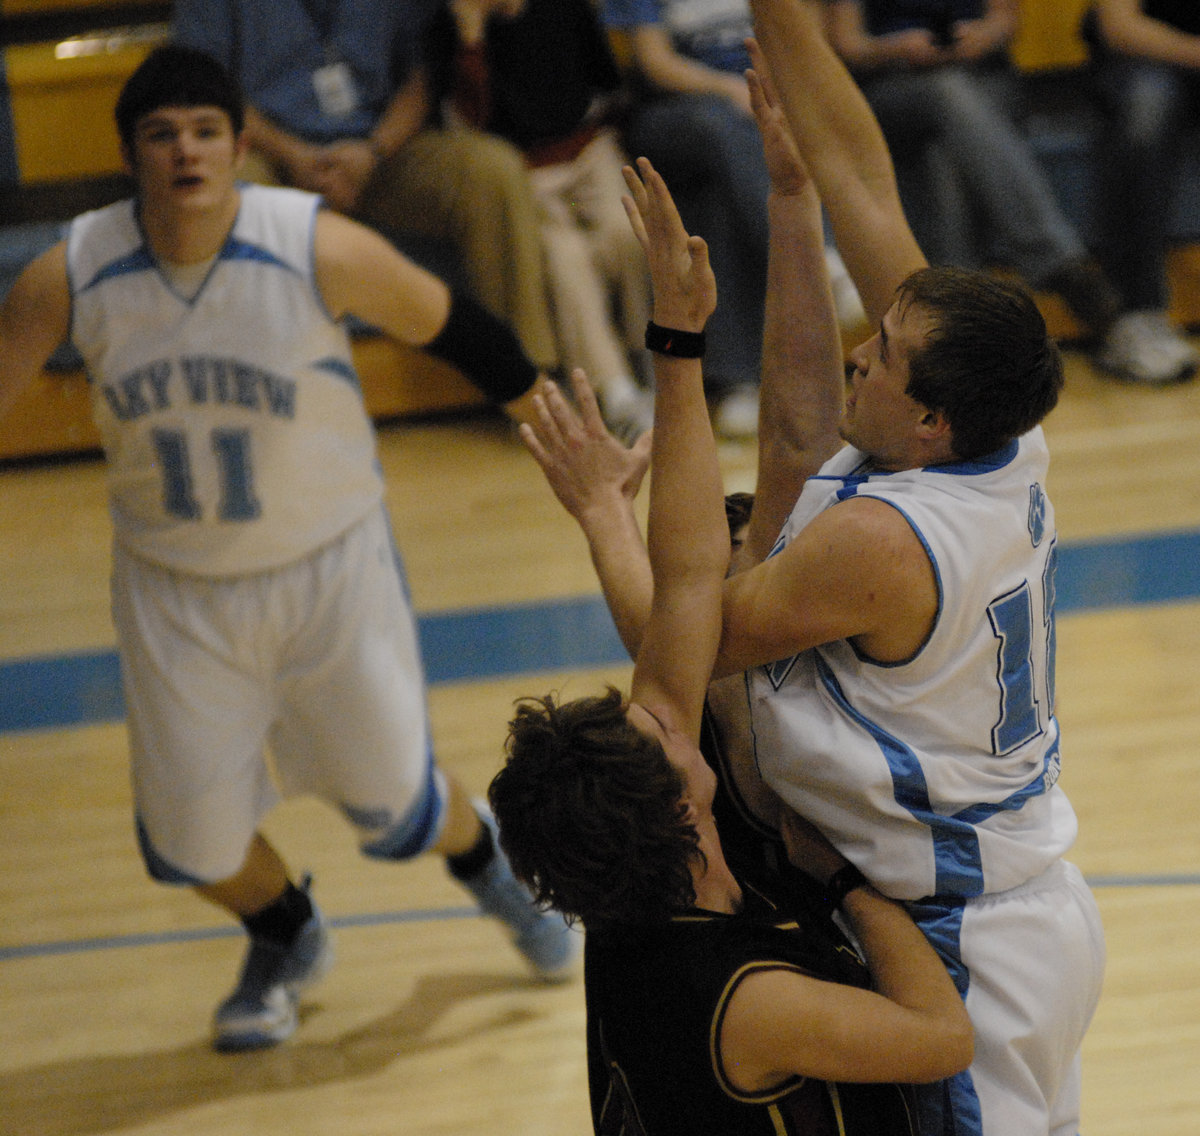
<box><xmin>488</xmin><ymin>687</ymin><xmax>703</xmax><ymax>927</ymax></box>
<box><xmin>897</xmin><ymin>266</ymin><xmax>1064</xmax><ymax>460</ymax></box>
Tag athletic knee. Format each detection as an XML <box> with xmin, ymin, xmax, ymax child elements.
<box><xmin>356</xmin><ymin>768</ymin><xmax>448</xmax><ymax>862</ymax></box>
<box><xmin>135</xmin><ymin>815</ymin><xmax>206</xmax><ymax>886</ymax></box>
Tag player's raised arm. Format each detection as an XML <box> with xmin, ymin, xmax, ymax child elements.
<box><xmin>738</xmin><ymin>61</ymin><xmax>845</xmax><ymax>568</ymax></box>
<box><xmin>745</xmin><ymin>4</ymin><xmax>926</xmax><ymax>322</ymax></box>
<box><xmin>519</xmin><ymin>371</ymin><xmax>654</xmax><ymax>658</ymax></box>
<box><xmin>623</xmin><ymin>158</ymin><xmax>725</xmax><ymax>740</ymax></box>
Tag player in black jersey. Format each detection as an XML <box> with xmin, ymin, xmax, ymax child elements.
<box><xmin>491</xmin><ymin>73</ymin><xmax>973</xmax><ymax>1135</ymax></box>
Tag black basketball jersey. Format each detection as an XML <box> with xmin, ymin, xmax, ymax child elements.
<box><xmin>583</xmin><ymin>884</ymin><xmax>919</xmax><ymax>1136</ymax></box>
<box><xmin>580</xmin><ymin>689</ymin><xmax>927</xmax><ymax>1134</ymax></box>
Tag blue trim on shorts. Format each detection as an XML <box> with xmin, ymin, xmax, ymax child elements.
<box><xmin>907</xmin><ymin>896</ymin><xmax>984</xmax><ymax>1136</ymax></box>
<box><xmin>135</xmin><ymin>815</ymin><xmax>206</xmax><ymax>886</ymax></box>
<box><xmin>357</xmin><ymin>748</ymin><xmax>445</xmax><ymax>861</ymax></box>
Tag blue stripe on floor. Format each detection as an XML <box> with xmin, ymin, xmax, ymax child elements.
<box><xmin>1057</xmin><ymin>529</ymin><xmax>1200</xmax><ymax>609</ymax></box>
<box><xmin>1</xmin><ymin>875</ymin><xmax>1193</xmax><ymax>964</ymax></box>
<box><xmin>2</xmin><ymin>527</ymin><xmax>1199</xmax><ymax>734</ymax></box>
<box><xmin>0</xmin><ymin>906</ymin><xmax>484</xmax><ymax>962</ymax></box>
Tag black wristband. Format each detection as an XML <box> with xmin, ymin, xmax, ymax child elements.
<box><xmin>645</xmin><ymin>320</ymin><xmax>705</xmax><ymax>358</ymax></box>
<box><xmin>826</xmin><ymin>862</ymin><xmax>869</xmax><ymax>909</ymax></box>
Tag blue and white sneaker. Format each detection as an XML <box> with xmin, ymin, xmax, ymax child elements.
<box><xmin>458</xmin><ymin>806</ymin><xmax>580</xmax><ymax>982</ymax></box>
<box><xmin>212</xmin><ymin>886</ymin><xmax>334</xmax><ymax>1052</ymax></box>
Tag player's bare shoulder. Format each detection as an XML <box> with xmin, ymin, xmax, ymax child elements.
<box><xmin>824</xmin><ymin>493</ymin><xmax>939</xmax><ymax>662</ymax></box>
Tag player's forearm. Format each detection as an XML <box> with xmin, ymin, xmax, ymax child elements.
<box><xmin>840</xmin><ymin>886</ymin><xmax>974</xmax><ymax>1077</ymax></box>
<box><xmin>582</xmin><ymin>498</ymin><xmax>654</xmax><ymax>658</ymax></box>
<box><xmin>639</xmin><ymin>346</ymin><xmax>727</xmax><ymax>728</ymax></box>
<box><xmin>751</xmin><ymin>0</ymin><xmax>895</xmax><ymax>208</ymax></box>
<box><xmin>750</xmin><ymin>0</ymin><xmax>925</xmax><ymax>317</ymax></box>
<box><xmin>745</xmin><ymin>184</ymin><xmax>843</xmax><ymax>564</ymax></box>
<box><xmin>318</xmin><ymin>213</ymin><xmax>538</xmax><ymax>408</ymax></box>
<box><xmin>646</xmin><ymin>354</ymin><xmax>726</xmax><ymax>587</ymax></box>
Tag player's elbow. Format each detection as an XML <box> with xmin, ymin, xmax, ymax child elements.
<box><xmin>917</xmin><ymin>1016</ymin><xmax>974</xmax><ymax>1082</ymax></box>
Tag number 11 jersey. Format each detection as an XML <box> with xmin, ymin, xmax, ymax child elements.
<box><xmin>68</xmin><ymin>183</ymin><xmax>383</xmax><ymax>576</ymax></box>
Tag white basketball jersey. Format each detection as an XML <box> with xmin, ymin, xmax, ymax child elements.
<box><xmin>68</xmin><ymin>184</ymin><xmax>383</xmax><ymax>575</ymax></box>
<box><xmin>748</xmin><ymin>428</ymin><xmax>1078</xmax><ymax>900</ymax></box>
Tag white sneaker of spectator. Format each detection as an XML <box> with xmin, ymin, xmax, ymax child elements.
<box><xmin>1096</xmin><ymin>310</ymin><xmax>1200</xmax><ymax>385</ymax></box>
<box><xmin>599</xmin><ymin>376</ymin><xmax>655</xmax><ymax>443</ymax></box>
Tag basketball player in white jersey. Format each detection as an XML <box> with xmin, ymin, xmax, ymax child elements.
<box><xmin>730</xmin><ymin>11</ymin><xmax>1106</xmax><ymax>1129</ymax></box>
<box><xmin>0</xmin><ymin>44</ymin><xmax>576</xmax><ymax>1053</ymax></box>
<box><xmin>520</xmin><ymin>6</ymin><xmax>1106</xmax><ymax>1133</ymax></box>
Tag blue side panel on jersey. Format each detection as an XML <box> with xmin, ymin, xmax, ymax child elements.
<box><xmin>0</xmin><ymin>55</ymin><xmax>19</xmax><ymax>186</ymax></box>
<box><xmin>815</xmin><ymin>654</ymin><xmax>987</xmax><ymax>897</ymax></box>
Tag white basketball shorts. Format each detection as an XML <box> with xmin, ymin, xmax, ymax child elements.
<box><xmin>112</xmin><ymin>505</ymin><xmax>441</xmax><ymax>883</ymax></box>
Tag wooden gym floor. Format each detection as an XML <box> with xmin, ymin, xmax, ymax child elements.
<box><xmin>1</xmin><ymin>346</ymin><xmax>1198</xmax><ymax>1135</ymax></box>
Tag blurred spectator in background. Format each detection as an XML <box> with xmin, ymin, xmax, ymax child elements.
<box><xmin>600</xmin><ymin>0</ymin><xmax>865</xmax><ymax>437</ymax></box>
<box><xmin>425</xmin><ymin>0</ymin><xmax>655</xmax><ymax>440</ymax></box>
<box><xmin>1084</xmin><ymin>0</ymin><xmax>1200</xmax><ymax>381</ymax></box>
<box><xmin>824</xmin><ymin>0</ymin><xmax>1198</xmax><ymax>384</ymax></box>
<box><xmin>173</xmin><ymin>0</ymin><xmax>561</xmax><ymax>375</ymax></box>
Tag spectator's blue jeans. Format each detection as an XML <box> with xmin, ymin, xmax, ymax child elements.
<box><xmin>859</xmin><ymin>62</ymin><xmax>1086</xmax><ymax>286</ymax></box>
<box><xmin>625</xmin><ymin>92</ymin><xmax>769</xmax><ymax>392</ymax></box>
<box><xmin>1093</xmin><ymin>58</ymin><xmax>1200</xmax><ymax>311</ymax></box>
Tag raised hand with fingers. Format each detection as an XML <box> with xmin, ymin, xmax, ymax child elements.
<box><xmin>621</xmin><ymin>158</ymin><xmax>716</xmax><ymax>335</ymax></box>
<box><xmin>745</xmin><ymin>45</ymin><xmax>810</xmax><ymax>198</ymax></box>
<box><xmin>519</xmin><ymin>369</ymin><xmax>652</xmax><ymax>524</ymax></box>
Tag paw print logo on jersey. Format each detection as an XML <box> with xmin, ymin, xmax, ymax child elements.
<box><xmin>1027</xmin><ymin>483</ymin><xmax>1047</xmax><ymax>547</ymax></box>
